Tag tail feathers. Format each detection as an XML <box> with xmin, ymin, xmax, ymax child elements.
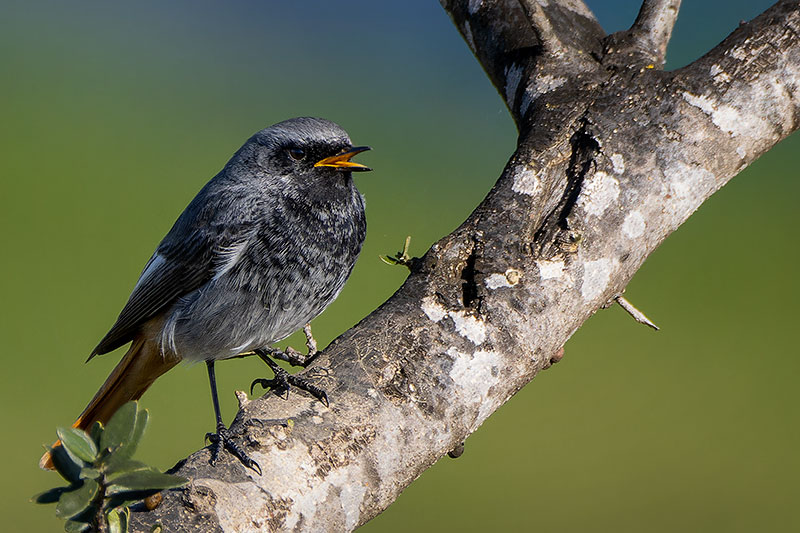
<box><xmin>39</xmin><ymin>335</ymin><xmax>179</xmax><ymax>470</ymax></box>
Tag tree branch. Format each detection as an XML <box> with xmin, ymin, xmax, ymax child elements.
<box><xmin>130</xmin><ymin>1</ymin><xmax>800</xmax><ymax>531</ymax></box>
<box><xmin>440</xmin><ymin>0</ymin><xmax>605</xmax><ymax>125</ymax></box>
<box><xmin>630</xmin><ymin>0</ymin><xmax>682</xmax><ymax>67</ymax></box>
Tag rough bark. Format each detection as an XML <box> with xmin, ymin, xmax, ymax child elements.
<box><xmin>131</xmin><ymin>1</ymin><xmax>800</xmax><ymax>531</ymax></box>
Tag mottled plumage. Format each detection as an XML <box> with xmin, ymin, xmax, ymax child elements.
<box><xmin>92</xmin><ymin>117</ymin><xmax>367</xmax><ymax>361</ymax></box>
<box><xmin>42</xmin><ymin>117</ymin><xmax>369</xmax><ymax>472</ymax></box>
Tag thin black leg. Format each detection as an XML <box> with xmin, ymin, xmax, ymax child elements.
<box><xmin>207</xmin><ymin>360</ymin><xmax>224</xmax><ymax>427</ymax></box>
<box><xmin>250</xmin><ymin>349</ymin><xmax>329</xmax><ymax>406</ymax></box>
<box><xmin>205</xmin><ymin>360</ymin><xmax>261</xmax><ymax>475</ymax></box>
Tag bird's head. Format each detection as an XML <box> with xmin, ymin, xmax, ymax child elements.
<box><xmin>233</xmin><ymin>117</ymin><xmax>371</xmax><ymax>183</ymax></box>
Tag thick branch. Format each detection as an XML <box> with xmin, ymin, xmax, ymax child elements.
<box><xmin>131</xmin><ymin>2</ymin><xmax>800</xmax><ymax>531</ymax></box>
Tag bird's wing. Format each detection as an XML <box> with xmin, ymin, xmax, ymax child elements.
<box><xmin>90</xmin><ymin>221</ymin><xmax>254</xmax><ymax>357</ymax></box>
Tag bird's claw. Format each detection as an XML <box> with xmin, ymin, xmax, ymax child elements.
<box><xmin>205</xmin><ymin>425</ymin><xmax>262</xmax><ymax>475</ymax></box>
<box><xmin>250</xmin><ymin>377</ymin><xmax>288</xmax><ymax>399</ymax></box>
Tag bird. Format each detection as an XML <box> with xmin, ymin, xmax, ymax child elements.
<box><xmin>40</xmin><ymin>117</ymin><xmax>371</xmax><ymax>473</ymax></box>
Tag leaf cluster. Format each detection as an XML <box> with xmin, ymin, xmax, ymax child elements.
<box><xmin>34</xmin><ymin>402</ymin><xmax>187</xmax><ymax>532</ymax></box>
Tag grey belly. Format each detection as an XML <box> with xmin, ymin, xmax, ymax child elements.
<box><xmin>161</xmin><ymin>267</ymin><xmax>346</xmax><ymax>362</ymax></box>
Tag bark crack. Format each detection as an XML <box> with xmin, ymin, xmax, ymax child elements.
<box><xmin>533</xmin><ymin>118</ymin><xmax>600</xmax><ymax>258</ymax></box>
<box><xmin>460</xmin><ymin>243</ymin><xmax>481</xmax><ymax>310</ymax></box>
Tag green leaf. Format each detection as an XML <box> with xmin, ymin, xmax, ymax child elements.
<box><xmin>50</xmin><ymin>444</ymin><xmax>85</xmax><ymax>484</ymax></box>
<box><xmin>55</xmin><ymin>479</ymin><xmax>99</xmax><ymax>520</ymax></box>
<box><xmin>57</xmin><ymin>427</ymin><xmax>98</xmax><ymax>463</ymax></box>
<box><xmin>107</xmin><ymin>508</ymin><xmax>124</xmax><ymax>533</ymax></box>
<box><xmin>89</xmin><ymin>421</ymin><xmax>104</xmax><ymax>446</ymax></box>
<box><xmin>103</xmin><ymin>459</ymin><xmax>151</xmax><ymax>481</ymax></box>
<box><xmin>101</xmin><ymin>402</ymin><xmax>138</xmax><ymax>453</ymax></box>
<box><xmin>114</xmin><ymin>407</ymin><xmax>148</xmax><ymax>461</ymax></box>
<box><xmin>119</xmin><ymin>506</ymin><xmax>130</xmax><ymax>533</ymax></box>
<box><xmin>64</xmin><ymin>519</ymin><xmax>91</xmax><ymax>532</ymax></box>
<box><xmin>32</xmin><ymin>486</ymin><xmax>69</xmax><ymax>504</ymax></box>
<box><xmin>79</xmin><ymin>467</ymin><xmax>101</xmax><ymax>480</ymax></box>
<box><xmin>106</xmin><ymin>470</ymin><xmax>187</xmax><ymax>495</ymax></box>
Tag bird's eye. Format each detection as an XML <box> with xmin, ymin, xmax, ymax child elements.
<box><xmin>287</xmin><ymin>147</ymin><xmax>306</xmax><ymax>160</ymax></box>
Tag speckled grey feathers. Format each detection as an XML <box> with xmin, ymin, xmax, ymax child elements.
<box><xmin>91</xmin><ymin>117</ymin><xmax>367</xmax><ymax>362</ymax></box>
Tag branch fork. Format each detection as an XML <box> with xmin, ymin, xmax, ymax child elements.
<box><xmin>130</xmin><ymin>2</ymin><xmax>800</xmax><ymax>530</ymax></box>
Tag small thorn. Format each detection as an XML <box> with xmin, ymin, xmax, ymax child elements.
<box><xmin>235</xmin><ymin>390</ymin><xmax>250</xmax><ymax>409</ymax></box>
<box><xmin>615</xmin><ymin>295</ymin><xmax>660</xmax><ymax>331</ymax></box>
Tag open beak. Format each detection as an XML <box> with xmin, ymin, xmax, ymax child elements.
<box><xmin>314</xmin><ymin>146</ymin><xmax>372</xmax><ymax>172</ymax></box>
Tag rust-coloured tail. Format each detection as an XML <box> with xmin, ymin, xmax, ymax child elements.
<box><xmin>39</xmin><ymin>335</ymin><xmax>179</xmax><ymax>470</ymax></box>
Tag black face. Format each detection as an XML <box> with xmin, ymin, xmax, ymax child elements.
<box><xmin>278</xmin><ymin>140</ymin><xmax>351</xmax><ymax>171</ymax></box>
<box><xmin>248</xmin><ymin>117</ymin><xmax>370</xmax><ymax>177</ymax></box>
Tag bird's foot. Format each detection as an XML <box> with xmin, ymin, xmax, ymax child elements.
<box><xmin>250</xmin><ymin>364</ymin><xmax>329</xmax><ymax>407</ymax></box>
<box><xmin>263</xmin><ymin>323</ymin><xmax>320</xmax><ymax>367</ymax></box>
<box><xmin>263</xmin><ymin>346</ymin><xmax>319</xmax><ymax>368</ymax></box>
<box><xmin>205</xmin><ymin>424</ymin><xmax>262</xmax><ymax>475</ymax></box>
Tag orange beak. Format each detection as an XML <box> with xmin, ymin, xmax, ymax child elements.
<box><xmin>314</xmin><ymin>146</ymin><xmax>372</xmax><ymax>172</ymax></box>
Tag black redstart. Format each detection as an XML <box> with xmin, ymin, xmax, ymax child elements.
<box><xmin>41</xmin><ymin>117</ymin><xmax>370</xmax><ymax>472</ymax></box>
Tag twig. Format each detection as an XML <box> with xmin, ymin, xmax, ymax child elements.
<box><xmin>630</xmin><ymin>0</ymin><xmax>682</xmax><ymax>67</ymax></box>
<box><xmin>615</xmin><ymin>295</ymin><xmax>660</xmax><ymax>331</ymax></box>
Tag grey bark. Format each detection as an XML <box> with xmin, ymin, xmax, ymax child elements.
<box><xmin>131</xmin><ymin>1</ymin><xmax>800</xmax><ymax>531</ymax></box>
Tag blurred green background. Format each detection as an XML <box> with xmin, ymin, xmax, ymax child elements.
<box><xmin>2</xmin><ymin>1</ymin><xmax>797</xmax><ymax>531</ymax></box>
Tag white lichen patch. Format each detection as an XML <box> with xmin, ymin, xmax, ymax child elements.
<box><xmin>710</xmin><ymin>63</ymin><xmax>731</xmax><ymax>83</ymax></box>
<box><xmin>448</xmin><ymin>347</ymin><xmax>500</xmax><ymax>424</ymax></box>
<box><xmin>682</xmin><ymin>91</ymin><xmax>770</xmax><ymax>139</ymax></box>
<box><xmin>339</xmin><ymin>482</ymin><xmax>368</xmax><ymax>531</ymax></box>
<box><xmin>730</xmin><ymin>46</ymin><xmax>748</xmax><ymax>60</ymax></box>
<box><xmin>484</xmin><ymin>269</ymin><xmax>521</xmax><ymax>290</ymax></box>
<box><xmin>736</xmin><ymin>146</ymin><xmax>746</xmax><ymax>158</ymax></box>
<box><xmin>511</xmin><ymin>165</ymin><xmax>541</xmax><ymax>196</ymax></box>
<box><xmin>449</xmin><ymin>309</ymin><xmax>487</xmax><ymax>345</ymax></box>
<box><xmin>421</xmin><ymin>295</ymin><xmax>447</xmax><ymax>322</ymax></box>
<box><xmin>610</xmin><ymin>153</ymin><xmax>625</xmax><ymax>174</ymax></box>
<box><xmin>462</xmin><ymin>21</ymin><xmax>475</xmax><ymax>50</ymax></box>
<box><xmin>468</xmin><ymin>0</ymin><xmax>483</xmax><ymax>14</ymax></box>
<box><xmin>237</xmin><ymin>436</ymin><xmax>372</xmax><ymax>531</ymax></box>
<box><xmin>581</xmin><ymin>258</ymin><xmax>616</xmax><ymax>302</ymax></box>
<box><xmin>485</xmin><ymin>273</ymin><xmax>511</xmax><ymax>289</ymax></box>
<box><xmin>537</xmin><ymin>259</ymin><xmax>565</xmax><ymax>280</ymax></box>
<box><xmin>504</xmin><ymin>64</ymin><xmax>524</xmax><ymax>109</ymax></box>
<box><xmin>521</xmin><ymin>74</ymin><xmax>566</xmax><ymax>116</ymax></box>
<box><xmin>558</xmin><ymin>0</ymin><xmax>595</xmax><ymax>18</ymax></box>
<box><xmin>198</xmin><ymin>479</ymin><xmax>274</xmax><ymax>531</ymax></box>
<box><xmin>622</xmin><ymin>211</ymin><xmax>645</xmax><ymax>238</ymax></box>
<box><xmin>576</xmin><ymin>171</ymin><xmax>620</xmax><ymax>217</ymax></box>
<box><xmin>520</xmin><ymin>93</ymin><xmax>533</xmax><ymax>118</ymax></box>
<box><xmin>525</xmin><ymin>74</ymin><xmax>566</xmax><ymax>97</ymax></box>
<box><xmin>422</xmin><ymin>295</ymin><xmax>487</xmax><ymax>345</ymax></box>
<box><xmin>665</xmin><ymin>161</ymin><xmax>716</xmax><ymax>216</ymax></box>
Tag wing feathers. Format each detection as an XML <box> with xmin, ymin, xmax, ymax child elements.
<box><xmin>91</xmin><ymin>229</ymin><xmax>251</xmax><ymax>357</ymax></box>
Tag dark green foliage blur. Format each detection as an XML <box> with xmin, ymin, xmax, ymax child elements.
<box><xmin>3</xmin><ymin>1</ymin><xmax>797</xmax><ymax>531</ymax></box>
<box><xmin>34</xmin><ymin>402</ymin><xmax>187</xmax><ymax>532</ymax></box>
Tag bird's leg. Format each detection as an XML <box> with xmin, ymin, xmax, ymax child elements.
<box><xmin>264</xmin><ymin>323</ymin><xmax>320</xmax><ymax>367</ymax></box>
<box><xmin>204</xmin><ymin>361</ymin><xmax>262</xmax><ymax>475</ymax></box>
<box><xmin>250</xmin><ymin>349</ymin><xmax>329</xmax><ymax>407</ymax></box>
